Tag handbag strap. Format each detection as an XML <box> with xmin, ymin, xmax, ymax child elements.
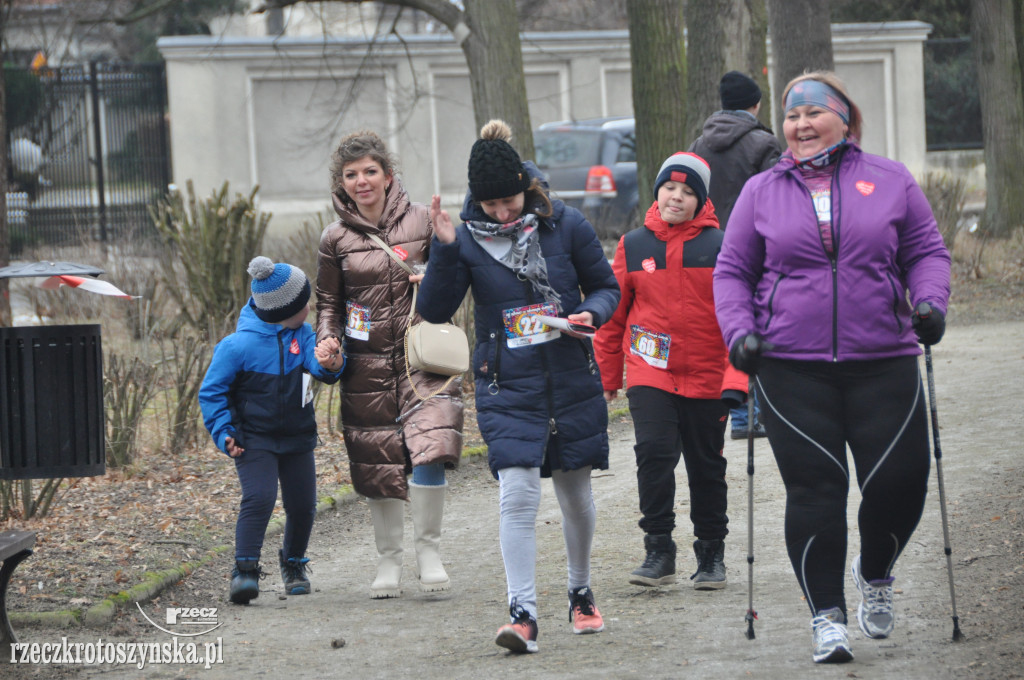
<box><xmin>364</xmin><ymin>232</ymin><xmax>417</xmax><ymax>276</ymax></box>
<box><xmin>364</xmin><ymin>230</ymin><xmax>457</xmax><ymax>401</ymax></box>
<box><xmin>364</xmin><ymin>231</ymin><xmax>420</xmax><ymax>323</ymax></box>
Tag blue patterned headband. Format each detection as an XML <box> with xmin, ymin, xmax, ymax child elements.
<box><xmin>784</xmin><ymin>80</ymin><xmax>850</xmax><ymax>124</ymax></box>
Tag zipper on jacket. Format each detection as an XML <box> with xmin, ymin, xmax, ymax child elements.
<box><xmin>794</xmin><ymin>158</ymin><xmax>842</xmax><ymax>362</ymax></box>
<box><xmin>487</xmin><ymin>331</ymin><xmax>503</xmax><ymax>395</ymax></box>
<box><xmin>765</xmin><ymin>274</ymin><xmax>786</xmax><ymax>330</ymax></box>
<box><xmin>578</xmin><ymin>338</ymin><xmax>597</xmax><ymax>375</ymax></box>
<box><xmin>829</xmin><ymin>166</ymin><xmax>842</xmax><ymax>361</ymax></box>
<box><xmin>277</xmin><ymin>331</ymin><xmax>286</xmax><ymax>415</ymax></box>
<box><xmin>522</xmin><ymin>281</ymin><xmax>558</xmax><ymax>436</ymax></box>
<box><xmin>886</xmin><ymin>272</ymin><xmax>904</xmax><ymax>332</ymax></box>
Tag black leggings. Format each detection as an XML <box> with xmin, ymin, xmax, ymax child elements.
<box><xmin>757</xmin><ymin>355</ymin><xmax>930</xmax><ymax>617</ymax></box>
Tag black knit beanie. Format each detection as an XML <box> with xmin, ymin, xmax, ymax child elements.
<box><xmin>720</xmin><ymin>71</ymin><xmax>762</xmax><ymax>111</ymax></box>
<box><xmin>467</xmin><ymin>138</ymin><xmax>531</xmax><ymax>202</ymax></box>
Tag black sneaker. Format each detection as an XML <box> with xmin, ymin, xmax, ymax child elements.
<box><xmin>495</xmin><ymin>598</ymin><xmax>539</xmax><ymax>653</ymax></box>
<box><xmin>691</xmin><ymin>539</ymin><xmax>727</xmax><ymax>590</ymax></box>
<box><xmin>629</xmin><ymin>534</ymin><xmax>676</xmax><ymax>586</ymax></box>
<box><xmin>279</xmin><ymin>549</ymin><xmax>311</xmax><ymax>595</ymax></box>
<box><xmin>229</xmin><ymin>558</ymin><xmax>264</xmax><ymax>604</ymax></box>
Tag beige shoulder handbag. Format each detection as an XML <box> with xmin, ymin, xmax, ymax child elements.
<box><xmin>364</xmin><ymin>233</ymin><xmax>470</xmax><ymax>400</ymax></box>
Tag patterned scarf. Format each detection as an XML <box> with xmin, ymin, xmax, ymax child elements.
<box><xmin>465</xmin><ymin>213</ymin><xmax>561</xmax><ymax>311</ymax></box>
<box><xmin>794</xmin><ymin>139</ymin><xmax>848</xmax><ymax>169</ymax></box>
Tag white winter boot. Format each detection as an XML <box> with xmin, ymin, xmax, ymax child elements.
<box><xmin>410</xmin><ymin>482</ymin><xmax>451</xmax><ymax>592</ymax></box>
<box><xmin>367</xmin><ymin>497</ymin><xmax>405</xmax><ymax>599</ymax></box>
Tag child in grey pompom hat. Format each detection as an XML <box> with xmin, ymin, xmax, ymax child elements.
<box><xmin>199</xmin><ymin>255</ymin><xmax>344</xmax><ymax>605</ymax></box>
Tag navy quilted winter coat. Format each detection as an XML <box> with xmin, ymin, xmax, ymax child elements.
<box><xmin>417</xmin><ymin>166</ymin><xmax>620</xmax><ymax>478</ymax></box>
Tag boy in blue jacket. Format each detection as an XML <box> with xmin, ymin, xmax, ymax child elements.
<box><xmin>200</xmin><ymin>257</ymin><xmax>343</xmax><ymax>604</ymax></box>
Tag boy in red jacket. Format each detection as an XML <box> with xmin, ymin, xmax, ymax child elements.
<box><xmin>594</xmin><ymin>152</ymin><xmax>747</xmax><ymax>589</ymax></box>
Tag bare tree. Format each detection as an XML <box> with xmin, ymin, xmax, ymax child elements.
<box><xmin>971</xmin><ymin>0</ymin><xmax>1024</xmax><ymax>236</ymax></box>
<box><xmin>626</xmin><ymin>0</ymin><xmax>686</xmax><ymax>204</ymax></box>
<box><xmin>517</xmin><ymin>0</ymin><xmax>627</xmax><ymax>31</ymax></box>
<box><xmin>766</xmin><ymin>0</ymin><xmax>833</xmax><ymax>141</ymax></box>
<box><xmin>684</xmin><ymin>0</ymin><xmax>770</xmax><ymax>145</ymax></box>
<box><xmin>255</xmin><ymin>0</ymin><xmax>535</xmax><ymax>159</ymax></box>
<box><xmin>1</xmin><ymin>0</ymin><xmax>11</xmax><ymax>326</ymax></box>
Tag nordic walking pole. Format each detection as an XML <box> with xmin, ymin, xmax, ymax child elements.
<box><xmin>744</xmin><ymin>376</ymin><xmax>757</xmax><ymax>640</ymax></box>
<box><xmin>923</xmin><ymin>342</ymin><xmax>965</xmax><ymax>642</ymax></box>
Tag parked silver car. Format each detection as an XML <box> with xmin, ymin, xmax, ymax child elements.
<box><xmin>534</xmin><ymin>117</ymin><xmax>638</xmax><ymax>238</ymax></box>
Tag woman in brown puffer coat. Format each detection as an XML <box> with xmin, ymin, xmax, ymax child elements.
<box><xmin>315</xmin><ymin>131</ymin><xmax>464</xmax><ymax>599</ymax></box>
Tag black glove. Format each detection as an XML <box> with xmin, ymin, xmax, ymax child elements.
<box><xmin>729</xmin><ymin>333</ymin><xmax>772</xmax><ymax>375</ymax></box>
<box><xmin>721</xmin><ymin>389</ymin><xmax>746</xmax><ymax>410</ymax></box>
<box><xmin>912</xmin><ymin>302</ymin><xmax>946</xmax><ymax>346</ymax></box>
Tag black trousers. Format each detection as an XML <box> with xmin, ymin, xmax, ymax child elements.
<box><xmin>758</xmin><ymin>355</ymin><xmax>930</xmax><ymax>617</ymax></box>
<box><xmin>626</xmin><ymin>386</ymin><xmax>729</xmax><ymax>539</ymax></box>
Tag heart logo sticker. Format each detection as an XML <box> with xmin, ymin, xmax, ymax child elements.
<box><xmin>855</xmin><ymin>181</ymin><xmax>875</xmax><ymax>196</ymax></box>
<box><xmin>393</xmin><ymin>246</ymin><xmax>409</xmax><ymax>260</ymax></box>
<box><xmin>642</xmin><ymin>257</ymin><xmax>656</xmax><ymax>274</ymax></box>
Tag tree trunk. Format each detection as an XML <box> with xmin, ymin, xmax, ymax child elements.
<box><xmin>684</xmin><ymin>0</ymin><xmax>730</xmax><ymax>145</ymax></box>
<box><xmin>460</xmin><ymin>0</ymin><xmax>534</xmax><ymax>159</ymax></box>
<box><xmin>744</xmin><ymin>0</ymin><xmax>772</xmax><ymax>130</ymax></box>
<box><xmin>0</xmin><ymin>49</ymin><xmax>11</xmax><ymax>327</ymax></box>
<box><xmin>627</xmin><ymin>0</ymin><xmax>687</xmax><ymax>205</ymax></box>
<box><xmin>972</xmin><ymin>0</ymin><xmax>1024</xmax><ymax>237</ymax></box>
<box><xmin>684</xmin><ymin>0</ymin><xmax>770</xmax><ymax>144</ymax></box>
<box><xmin>767</xmin><ymin>0</ymin><xmax>833</xmax><ymax>143</ymax></box>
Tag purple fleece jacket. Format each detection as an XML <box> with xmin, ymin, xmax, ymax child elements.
<box><xmin>713</xmin><ymin>143</ymin><xmax>951</xmax><ymax>362</ymax></box>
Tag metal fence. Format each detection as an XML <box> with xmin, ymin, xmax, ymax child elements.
<box><xmin>6</xmin><ymin>62</ymin><xmax>171</xmax><ymax>255</ymax></box>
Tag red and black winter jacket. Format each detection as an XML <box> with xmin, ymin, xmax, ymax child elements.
<box><xmin>594</xmin><ymin>199</ymin><xmax>748</xmax><ymax>399</ymax></box>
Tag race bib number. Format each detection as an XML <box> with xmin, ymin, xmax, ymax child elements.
<box><xmin>629</xmin><ymin>325</ymin><xmax>671</xmax><ymax>369</ymax></box>
<box><xmin>811</xmin><ymin>188</ymin><xmax>832</xmax><ymax>224</ymax></box>
<box><xmin>503</xmin><ymin>303</ymin><xmax>559</xmax><ymax>349</ymax></box>
<box><xmin>301</xmin><ymin>373</ymin><xmax>314</xmax><ymax>408</ymax></box>
<box><xmin>345</xmin><ymin>301</ymin><xmax>371</xmax><ymax>340</ymax></box>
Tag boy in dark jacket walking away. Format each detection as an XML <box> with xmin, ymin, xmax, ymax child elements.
<box><xmin>200</xmin><ymin>257</ymin><xmax>343</xmax><ymax>604</ymax></box>
<box><xmin>689</xmin><ymin>70</ymin><xmax>781</xmax><ymax>440</ymax></box>
<box><xmin>594</xmin><ymin>152</ymin><xmax>747</xmax><ymax>590</ymax></box>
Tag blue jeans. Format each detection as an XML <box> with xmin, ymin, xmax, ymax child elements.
<box><xmin>411</xmin><ymin>462</ymin><xmax>446</xmax><ymax>486</ymax></box>
<box><xmin>730</xmin><ymin>386</ymin><xmax>762</xmax><ymax>431</ymax></box>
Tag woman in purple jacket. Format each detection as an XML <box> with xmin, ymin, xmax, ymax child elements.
<box><xmin>713</xmin><ymin>71</ymin><xmax>950</xmax><ymax>665</ymax></box>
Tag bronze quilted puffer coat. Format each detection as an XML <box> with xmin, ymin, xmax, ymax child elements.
<box><xmin>316</xmin><ymin>180</ymin><xmax>463</xmax><ymax>500</ymax></box>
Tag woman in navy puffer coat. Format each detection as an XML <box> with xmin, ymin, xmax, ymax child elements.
<box><xmin>417</xmin><ymin>120</ymin><xmax>619</xmax><ymax>653</ymax></box>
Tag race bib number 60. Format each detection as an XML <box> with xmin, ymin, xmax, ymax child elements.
<box><xmin>629</xmin><ymin>325</ymin><xmax>671</xmax><ymax>369</ymax></box>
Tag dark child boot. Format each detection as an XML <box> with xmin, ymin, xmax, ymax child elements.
<box><xmin>230</xmin><ymin>558</ymin><xmax>263</xmax><ymax>604</ymax></box>
<box><xmin>628</xmin><ymin>534</ymin><xmax>677</xmax><ymax>586</ymax></box>
<box><xmin>691</xmin><ymin>538</ymin><xmax>727</xmax><ymax>590</ymax></box>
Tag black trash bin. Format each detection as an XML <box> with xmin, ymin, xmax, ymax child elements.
<box><xmin>0</xmin><ymin>324</ymin><xmax>105</xmax><ymax>479</ymax></box>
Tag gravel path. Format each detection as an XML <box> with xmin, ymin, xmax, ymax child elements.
<box><xmin>7</xmin><ymin>322</ymin><xmax>1022</xmax><ymax>679</ymax></box>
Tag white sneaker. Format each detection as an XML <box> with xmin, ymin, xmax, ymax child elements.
<box><xmin>811</xmin><ymin>607</ymin><xmax>854</xmax><ymax>663</ymax></box>
<box><xmin>851</xmin><ymin>554</ymin><xmax>895</xmax><ymax>638</ymax></box>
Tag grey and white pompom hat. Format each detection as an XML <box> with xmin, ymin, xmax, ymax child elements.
<box><xmin>247</xmin><ymin>256</ymin><xmax>311</xmax><ymax>323</ymax></box>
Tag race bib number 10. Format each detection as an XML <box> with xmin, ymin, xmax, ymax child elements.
<box><xmin>503</xmin><ymin>303</ymin><xmax>559</xmax><ymax>349</ymax></box>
